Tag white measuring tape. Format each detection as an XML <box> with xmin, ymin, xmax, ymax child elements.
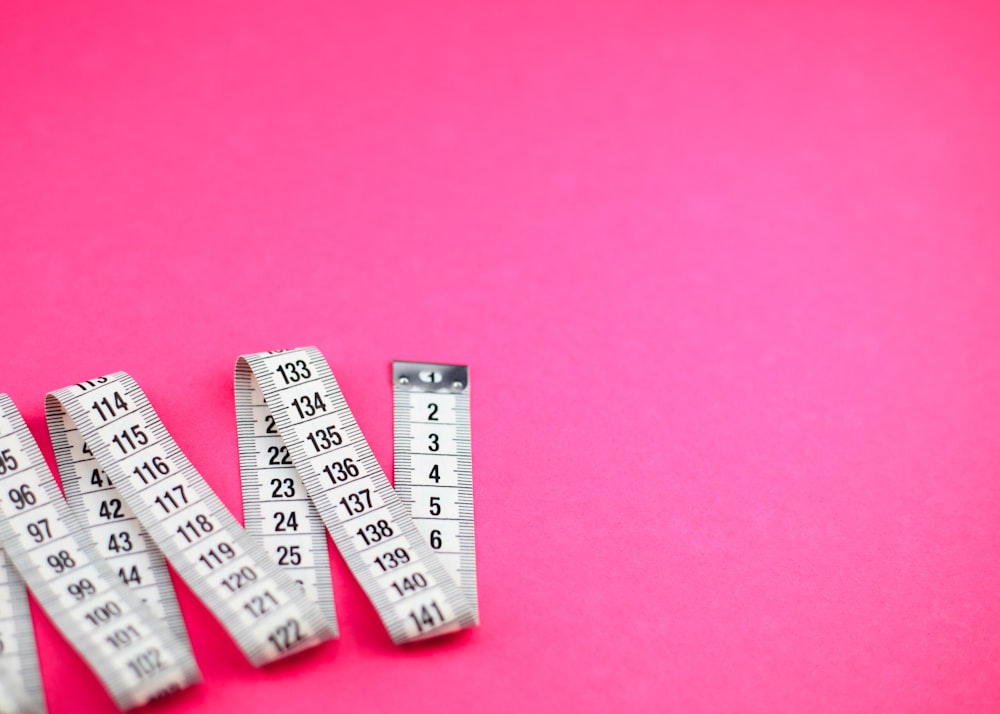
<box><xmin>0</xmin><ymin>354</ymin><xmax>479</xmax><ymax>710</ymax></box>
<box><xmin>392</xmin><ymin>362</ymin><xmax>478</xmax><ymax>624</ymax></box>
<box><xmin>0</xmin><ymin>545</ymin><xmax>44</xmax><ymax>714</ymax></box>
<box><xmin>236</xmin><ymin>348</ymin><xmax>476</xmax><ymax>642</ymax></box>
<box><xmin>45</xmin><ymin>374</ymin><xmax>335</xmax><ymax>669</ymax></box>
<box><xmin>0</xmin><ymin>394</ymin><xmax>199</xmax><ymax>710</ymax></box>
<box><xmin>46</xmin><ymin>405</ymin><xmax>194</xmax><ymax>664</ymax></box>
<box><xmin>236</xmin><ymin>366</ymin><xmax>337</xmax><ymax>630</ymax></box>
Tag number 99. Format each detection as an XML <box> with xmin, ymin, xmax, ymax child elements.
<box><xmin>67</xmin><ymin>578</ymin><xmax>96</xmax><ymax>600</ymax></box>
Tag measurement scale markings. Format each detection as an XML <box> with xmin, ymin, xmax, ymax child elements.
<box><xmin>4</xmin><ymin>394</ymin><xmax>201</xmax><ymax>710</ymax></box>
<box><xmin>48</xmin><ymin>376</ymin><xmax>335</xmax><ymax>668</ymax></box>
<box><xmin>239</xmin><ymin>348</ymin><xmax>475</xmax><ymax>644</ymax></box>
<box><xmin>236</xmin><ymin>362</ymin><xmax>338</xmax><ymax>632</ymax></box>
<box><xmin>393</xmin><ymin>361</ymin><xmax>479</xmax><ymax>626</ymax></box>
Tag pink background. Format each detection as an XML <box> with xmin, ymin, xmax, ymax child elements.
<box><xmin>2</xmin><ymin>1</ymin><xmax>999</xmax><ymax>711</ymax></box>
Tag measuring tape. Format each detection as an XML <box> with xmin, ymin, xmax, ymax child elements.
<box><xmin>236</xmin><ymin>367</ymin><xmax>337</xmax><ymax>629</ymax></box>
<box><xmin>46</xmin><ymin>406</ymin><xmax>193</xmax><ymax>662</ymax></box>
<box><xmin>0</xmin><ymin>669</ymin><xmax>42</xmax><ymax>714</ymax></box>
<box><xmin>0</xmin><ymin>394</ymin><xmax>199</xmax><ymax>710</ymax></box>
<box><xmin>236</xmin><ymin>348</ymin><xmax>476</xmax><ymax>643</ymax></box>
<box><xmin>392</xmin><ymin>362</ymin><xmax>479</xmax><ymax>624</ymax></box>
<box><xmin>45</xmin><ymin>374</ymin><xmax>335</xmax><ymax>668</ymax></box>
<box><xmin>0</xmin><ymin>355</ymin><xmax>479</xmax><ymax>709</ymax></box>
<box><xmin>0</xmin><ymin>546</ymin><xmax>44</xmax><ymax>714</ymax></box>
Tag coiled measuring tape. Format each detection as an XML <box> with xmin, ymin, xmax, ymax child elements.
<box><xmin>0</xmin><ymin>546</ymin><xmax>44</xmax><ymax>714</ymax></box>
<box><xmin>236</xmin><ymin>348</ymin><xmax>476</xmax><ymax>643</ymax></box>
<box><xmin>45</xmin><ymin>374</ymin><xmax>335</xmax><ymax>669</ymax></box>
<box><xmin>392</xmin><ymin>362</ymin><xmax>478</xmax><ymax>624</ymax></box>
<box><xmin>0</xmin><ymin>394</ymin><xmax>199</xmax><ymax>710</ymax></box>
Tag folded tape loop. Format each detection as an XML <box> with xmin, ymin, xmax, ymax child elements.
<box><xmin>46</xmin><ymin>375</ymin><xmax>336</xmax><ymax>670</ymax></box>
<box><xmin>0</xmin><ymin>394</ymin><xmax>200</xmax><ymax>710</ymax></box>
<box><xmin>236</xmin><ymin>348</ymin><xmax>476</xmax><ymax>643</ymax></box>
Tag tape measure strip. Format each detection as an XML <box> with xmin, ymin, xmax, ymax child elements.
<box><xmin>237</xmin><ymin>348</ymin><xmax>476</xmax><ymax>643</ymax></box>
<box><xmin>0</xmin><ymin>395</ymin><xmax>199</xmax><ymax>710</ymax></box>
<box><xmin>236</xmin><ymin>368</ymin><xmax>337</xmax><ymax>630</ymax></box>
<box><xmin>0</xmin><ymin>547</ymin><xmax>45</xmax><ymax>714</ymax></box>
<box><xmin>0</xmin><ymin>668</ymin><xmax>43</xmax><ymax>714</ymax></box>
<box><xmin>46</xmin><ymin>409</ymin><xmax>194</xmax><ymax>658</ymax></box>
<box><xmin>46</xmin><ymin>375</ymin><xmax>335</xmax><ymax>667</ymax></box>
<box><xmin>392</xmin><ymin>362</ymin><xmax>478</xmax><ymax>624</ymax></box>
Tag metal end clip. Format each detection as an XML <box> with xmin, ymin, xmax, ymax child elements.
<box><xmin>392</xmin><ymin>361</ymin><xmax>469</xmax><ymax>393</ymax></box>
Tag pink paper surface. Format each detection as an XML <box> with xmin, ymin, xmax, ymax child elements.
<box><xmin>2</xmin><ymin>1</ymin><xmax>999</xmax><ymax>712</ymax></box>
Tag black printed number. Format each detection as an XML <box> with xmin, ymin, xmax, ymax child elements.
<box><xmin>176</xmin><ymin>515</ymin><xmax>214</xmax><ymax>543</ymax></box>
<box><xmin>0</xmin><ymin>449</ymin><xmax>18</xmax><ymax>475</ymax></box>
<box><xmin>221</xmin><ymin>566</ymin><xmax>258</xmax><ymax>593</ymax></box>
<box><xmin>154</xmin><ymin>485</ymin><xmax>188</xmax><ymax>514</ymax></box>
<box><xmin>291</xmin><ymin>393</ymin><xmax>327</xmax><ymax>420</ymax></box>
<box><xmin>132</xmin><ymin>456</ymin><xmax>170</xmax><ymax>484</ymax></box>
<box><xmin>391</xmin><ymin>573</ymin><xmax>428</xmax><ymax>597</ymax></box>
<box><xmin>243</xmin><ymin>591</ymin><xmax>278</xmax><ymax>619</ymax></box>
<box><xmin>67</xmin><ymin>578</ymin><xmax>97</xmax><ymax>600</ymax></box>
<box><xmin>90</xmin><ymin>391</ymin><xmax>129</xmax><ymax>422</ymax></box>
<box><xmin>273</xmin><ymin>511</ymin><xmax>299</xmax><ymax>532</ymax></box>
<box><xmin>267</xmin><ymin>446</ymin><xmax>291</xmax><ymax>465</ymax></box>
<box><xmin>270</xmin><ymin>478</ymin><xmax>295</xmax><ymax>498</ymax></box>
<box><xmin>374</xmin><ymin>547</ymin><xmax>410</xmax><ymax>571</ymax></box>
<box><xmin>275</xmin><ymin>360</ymin><xmax>311</xmax><ymax>385</ymax></box>
<box><xmin>355</xmin><ymin>519</ymin><xmax>393</xmax><ymax>546</ymax></box>
<box><xmin>8</xmin><ymin>484</ymin><xmax>35</xmax><ymax>510</ymax></box>
<box><xmin>338</xmin><ymin>488</ymin><xmax>372</xmax><ymax>516</ymax></box>
<box><xmin>26</xmin><ymin>518</ymin><xmax>51</xmax><ymax>543</ymax></box>
<box><xmin>99</xmin><ymin>498</ymin><xmax>124</xmax><ymax>520</ymax></box>
<box><xmin>268</xmin><ymin>618</ymin><xmax>304</xmax><ymax>653</ymax></box>
<box><xmin>408</xmin><ymin>601</ymin><xmax>445</xmax><ymax>633</ymax></box>
<box><xmin>111</xmin><ymin>425</ymin><xmax>149</xmax><ymax>455</ymax></box>
<box><xmin>46</xmin><ymin>550</ymin><xmax>76</xmax><ymax>574</ymax></box>
<box><xmin>107</xmin><ymin>532</ymin><xmax>133</xmax><ymax>553</ymax></box>
<box><xmin>276</xmin><ymin>545</ymin><xmax>302</xmax><ymax>566</ymax></box>
<box><xmin>127</xmin><ymin>648</ymin><xmax>164</xmax><ymax>680</ymax></box>
<box><xmin>84</xmin><ymin>601</ymin><xmax>122</xmax><ymax>627</ymax></box>
<box><xmin>306</xmin><ymin>425</ymin><xmax>343</xmax><ymax>453</ymax></box>
<box><xmin>118</xmin><ymin>566</ymin><xmax>142</xmax><ymax>586</ymax></box>
<box><xmin>198</xmin><ymin>543</ymin><xmax>236</xmax><ymax>571</ymax></box>
<box><xmin>323</xmin><ymin>458</ymin><xmax>359</xmax><ymax>483</ymax></box>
